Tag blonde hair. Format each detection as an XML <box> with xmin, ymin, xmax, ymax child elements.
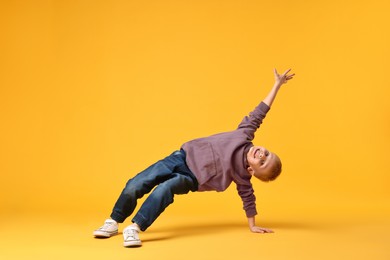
<box><xmin>268</xmin><ymin>154</ymin><xmax>282</xmax><ymax>181</ymax></box>
<box><xmin>259</xmin><ymin>153</ymin><xmax>282</xmax><ymax>182</ymax></box>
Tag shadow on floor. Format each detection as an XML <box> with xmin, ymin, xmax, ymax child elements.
<box><xmin>141</xmin><ymin>220</ymin><xmax>315</xmax><ymax>243</ymax></box>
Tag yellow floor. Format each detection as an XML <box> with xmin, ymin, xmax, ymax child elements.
<box><xmin>2</xmin><ymin>201</ymin><xmax>389</xmax><ymax>260</ymax></box>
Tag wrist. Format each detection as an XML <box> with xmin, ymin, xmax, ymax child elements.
<box><xmin>247</xmin><ymin>216</ymin><xmax>256</xmax><ymax>227</ymax></box>
<box><xmin>273</xmin><ymin>83</ymin><xmax>282</xmax><ymax>89</ymax></box>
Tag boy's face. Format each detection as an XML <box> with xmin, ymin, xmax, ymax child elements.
<box><xmin>246</xmin><ymin>146</ymin><xmax>276</xmax><ymax>180</ymax></box>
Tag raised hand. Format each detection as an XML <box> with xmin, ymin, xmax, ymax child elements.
<box><xmin>274</xmin><ymin>68</ymin><xmax>295</xmax><ymax>87</ymax></box>
<box><xmin>263</xmin><ymin>68</ymin><xmax>295</xmax><ymax>107</ymax></box>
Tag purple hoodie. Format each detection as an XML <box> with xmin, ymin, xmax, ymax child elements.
<box><xmin>181</xmin><ymin>102</ymin><xmax>270</xmax><ymax>217</ymax></box>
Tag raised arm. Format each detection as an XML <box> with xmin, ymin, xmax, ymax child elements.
<box><xmin>246</xmin><ymin>69</ymin><xmax>294</xmax><ymax>234</ymax></box>
<box><xmin>262</xmin><ymin>68</ymin><xmax>295</xmax><ymax>107</ymax></box>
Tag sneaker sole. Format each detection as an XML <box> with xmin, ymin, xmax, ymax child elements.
<box><xmin>123</xmin><ymin>240</ymin><xmax>142</xmax><ymax>247</ymax></box>
<box><xmin>93</xmin><ymin>230</ymin><xmax>118</xmax><ymax>238</ymax></box>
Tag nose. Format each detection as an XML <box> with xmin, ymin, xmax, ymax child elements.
<box><xmin>259</xmin><ymin>148</ymin><xmax>269</xmax><ymax>159</ymax></box>
<box><xmin>259</xmin><ymin>150</ymin><xmax>265</xmax><ymax>159</ymax></box>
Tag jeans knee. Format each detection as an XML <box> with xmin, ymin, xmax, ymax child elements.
<box><xmin>123</xmin><ymin>179</ymin><xmax>144</xmax><ymax>197</ymax></box>
<box><xmin>123</xmin><ymin>185</ymin><xmax>136</xmax><ymax>197</ymax></box>
<box><xmin>152</xmin><ymin>183</ymin><xmax>174</xmax><ymax>203</ymax></box>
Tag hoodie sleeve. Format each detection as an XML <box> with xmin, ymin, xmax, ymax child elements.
<box><xmin>236</xmin><ymin>183</ymin><xmax>257</xmax><ymax>217</ymax></box>
<box><xmin>237</xmin><ymin>102</ymin><xmax>270</xmax><ymax>141</ymax></box>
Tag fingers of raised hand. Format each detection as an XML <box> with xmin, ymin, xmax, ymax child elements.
<box><xmin>274</xmin><ymin>68</ymin><xmax>295</xmax><ymax>84</ymax></box>
<box><xmin>282</xmin><ymin>69</ymin><xmax>291</xmax><ymax>76</ymax></box>
<box><xmin>282</xmin><ymin>70</ymin><xmax>295</xmax><ymax>83</ymax></box>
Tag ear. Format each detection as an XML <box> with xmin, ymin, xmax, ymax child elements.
<box><xmin>247</xmin><ymin>166</ymin><xmax>254</xmax><ymax>176</ymax></box>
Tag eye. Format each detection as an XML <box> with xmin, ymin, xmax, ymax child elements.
<box><xmin>265</xmin><ymin>150</ymin><xmax>269</xmax><ymax>156</ymax></box>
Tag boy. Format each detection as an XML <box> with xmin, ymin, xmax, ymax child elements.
<box><xmin>93</xmin><ymin>68</ymin><xmax>295</xmax><ymax>247</ymax></box>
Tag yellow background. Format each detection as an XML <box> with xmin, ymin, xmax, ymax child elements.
<box><xmin>1</xmin><ymin>0</ymin><xmax>389</xmax><ymax>259</ymax></box>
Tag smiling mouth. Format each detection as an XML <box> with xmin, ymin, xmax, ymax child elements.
<box><xmin>254</xmin><ymin>149</ymin><xmax>260</xmax><ymax>158</ymax></box>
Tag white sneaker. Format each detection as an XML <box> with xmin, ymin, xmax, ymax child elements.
<box><xmin>93</xmin><ymin>219</ymin><xmax>118</xmax><ymax>238</ymax></box>
<box><xmin>123</xmin><ymin>225</ymin><xmax>142</xmax><ymax>247</ymax></box>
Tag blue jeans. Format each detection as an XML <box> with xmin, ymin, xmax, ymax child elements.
<box><xmin>110</xmin><ymin>150</ymin><xmax>198</xmax><ymax>231</ymax></box>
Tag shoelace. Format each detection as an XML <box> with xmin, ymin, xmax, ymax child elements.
<box><xmin>124</xmin><ymin>229</ymin><xmax>138</xmax><ymax>240</ymax></box>
<box><xmin>99</xmin><ymin>222</ymin><xmax>114</xmax><ymax>230</ymax></box>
